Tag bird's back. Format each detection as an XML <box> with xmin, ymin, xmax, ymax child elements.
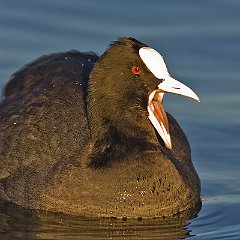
<box><xmin>0</xmin><ymin>51</ymin><xmax>98</xmax><ymax>185</ymax></box>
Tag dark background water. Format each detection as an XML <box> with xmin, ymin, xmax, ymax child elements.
<box><xmin>0</xmin><ymin>0</ymin><xmax>240</xmax><ymax>239</ymax></box>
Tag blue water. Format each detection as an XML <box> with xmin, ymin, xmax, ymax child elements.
<box><xmin>0</xmin><ymin>0</ymin><xmax>240</xmax><ymax>239</ymax></box>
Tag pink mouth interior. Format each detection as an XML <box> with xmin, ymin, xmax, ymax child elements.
<box><xmin>148</xmin><ymin>90</ymin><xmax>171</xmax><ymax>148</ymax></box>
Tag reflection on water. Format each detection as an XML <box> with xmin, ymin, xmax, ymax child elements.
<box><xmin>0</xmin><ymin>200</ymin><xmax>201</xmax><ymax>240</ymax></box>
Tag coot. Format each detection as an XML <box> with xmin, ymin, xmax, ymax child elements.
<box><xmin>0</xmin><ymin>37</ymin><xmax>201</xmax><ymax>218</ymax></box>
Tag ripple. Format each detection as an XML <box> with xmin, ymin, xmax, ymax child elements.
<box><xmin>0</xmin><ymin>0</ymin><xmax>240</xmax><ymax>239</ymax></box>
<box><xmin>0</xmin><ymin>201</ymin><xmax>198</xmax><ymax>240</ymax></box>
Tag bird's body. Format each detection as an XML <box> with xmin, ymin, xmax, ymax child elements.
<box><xmin>0</xmin><ymin>38</ymin><xmax>201</xmax><ymax>218</ymax></box>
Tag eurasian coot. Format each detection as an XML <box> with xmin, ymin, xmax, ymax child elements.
<box><xmin>0</xmin><ymin>37</ymin><xmax>201</xmax><ymax>218</ymax></box>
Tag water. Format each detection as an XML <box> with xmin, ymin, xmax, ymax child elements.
<box><xmin>0</xmin><ymin>0</ymin><xmax>239</xmax><ymax>239</ymax></box>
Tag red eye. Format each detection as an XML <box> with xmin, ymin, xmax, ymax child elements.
<box><xmin>131</xmin><ymin>66</ymin><xmax>141</xmax><ymax>75</ymax></box>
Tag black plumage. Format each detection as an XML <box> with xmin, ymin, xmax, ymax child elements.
<box><xmin>0</xmin><ymin>38</ymin><xmax>201</xmax><ymax>218</ymax></box>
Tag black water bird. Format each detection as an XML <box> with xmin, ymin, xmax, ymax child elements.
<box><xmin>0</xmin><ymin>37</ymin><xmax>201</xmax><ymax>218</ymax></box>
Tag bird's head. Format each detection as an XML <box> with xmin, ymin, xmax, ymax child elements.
<box><xmin>88</xmin><ymin>37</ymin><xmax>199</xmax><ymax>149</ymax></box>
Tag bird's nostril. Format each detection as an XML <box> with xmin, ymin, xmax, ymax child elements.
<box><xmin>172</xmin><ymin>87</ymin><xmax>180</xmax><ymax>90</ymax></box>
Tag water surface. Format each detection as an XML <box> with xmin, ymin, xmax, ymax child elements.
<box><xmin>0</xmin><ymin>0</ymin><xmax>240</xmax><ymax>239</ymax></box>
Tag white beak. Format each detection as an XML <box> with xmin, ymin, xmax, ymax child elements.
<box><xmin>157</xmin><ymin>77</ymin><xmax>200</xmax><ymax>102</ymax></box>
<box><xmin>148</xmin><ymin>78</ymin><xmax>200</xmax><ymax>149</ymax></box>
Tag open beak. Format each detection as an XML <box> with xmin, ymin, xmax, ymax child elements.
<box><xmin>148</xmin><ymin>76</ymin><xmax>200</xmax><ymax>149</ymax></box>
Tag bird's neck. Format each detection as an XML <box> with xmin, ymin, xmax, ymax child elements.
<box><xmin>87</xmin><ymin>123</ymin><xmax>159</xmax><ymax>168</ymax></box>
<box><xmin>87</xmin><ymin>96</ymin><xmax>161</xmax><ymax>168</ymax></box>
